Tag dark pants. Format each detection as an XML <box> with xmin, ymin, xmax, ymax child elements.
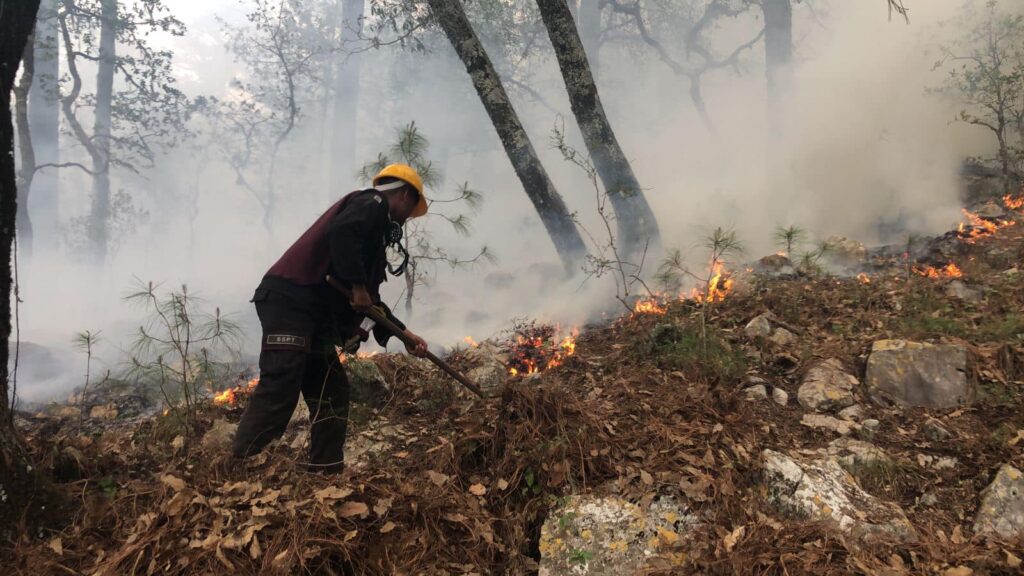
<box><xmin>231</xmin><ymin>289</ymin><xmax>350</xmax><ymax>472</ymax></box>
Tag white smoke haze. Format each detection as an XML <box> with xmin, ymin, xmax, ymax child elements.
<box><xmin>11</xmin><ymin>0</ymin><xmax>996</xmax><ymax>402</ymax></box>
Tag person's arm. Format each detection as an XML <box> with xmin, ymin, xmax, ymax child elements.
<box><xmin>328</xmin><ymin>192</ymin><xmax>388</xmax><ymax>311</ymax></box>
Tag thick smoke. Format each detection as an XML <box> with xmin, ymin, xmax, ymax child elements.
<box><xmin>11</xmin><ymin>0</ymin><xmax>993</xmax><ymax>401</ymax></box>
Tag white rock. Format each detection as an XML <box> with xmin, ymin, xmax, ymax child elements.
<box><xmin>539</xmin><ymin>495</ymin><xmax>696</xmax><ymax>575</ymax></box>
<box><xmin>801</xmin><ymin>413</ymin><xmax>859</xmax><ymax>436</ymax></box>
<box><xmin>762</xmin><ymin>449</ymin><xmax>916</xmax><ymax>543</ymax></box>
<box><xmin>772</xmin><ymin>387</ymin><xmax>789</xmax><ymax>406</ymax></box>
<box><xmin>744</xmin><ymin>385</ymin><xmax>768</xmax><ymax>400</ymax></box>
<box><xmin>744</xmin><ymin>314</ymin><xmax>775</xmax><ymax>340</ymax></box>
<box><xmin>202</xmin><ymin>419</ymin><xmax>238</xmax><ymax>451</ymax></box>
<box><xmin>838</xmin><ymin>404</ymin><xmax>865</xmax><ymax>422</ymax></box>
<box><xmin>798</xmin><ymin>359</ymin><xmax>858</xmax><ymax>412</ymax></box>
<box><xmin>865</xmin><ymin>340</ymin><xmax>970</xmax><ymax>409</ymax></box>
<box><xmin>825</xmin><ymin>438</ymin><xmax>892</xmax><ymax>473</ymax></box>
<box><xmin>974</xmin><ymin>464</ymin><xmax>1024</xmax><ymax>539</ymax></box>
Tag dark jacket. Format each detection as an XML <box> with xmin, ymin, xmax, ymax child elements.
<box><xmin>257</xmin><ymin>189</ymin><xmax>405</xmax><ymax>342</ymax></box>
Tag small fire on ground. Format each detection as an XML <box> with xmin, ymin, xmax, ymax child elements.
<box><xmin>339</xmin><ymin>350</ymin><xmax>379</xmax><ymax>364</ymax></box>
<box><xmin>214</xmin><ymin>377</ymin><xmax>259</xmax><ymax>407</ymax></box>
<box><xmin>856</xmin><ymin>273</ymin><xmax>872</xmax><ymax>285</ymax></box>
<box><xmin>915</xmin><ymin>262</ymin><xmax>963</xmax><ymax>279</ymax></box>
<box><xmin>632</xmin><ymin>262</ymin><xmax>736</xmax><ymax>315</ymax></box>
<box><xmin>506</xmin><ymin>323</ymin><xmax>578</xmax><ymax>377</ymax></box>
<box><xmin>958</xmin><ymin>208</ymin><xmax>1016</xmax><ymax>243</ymax></box>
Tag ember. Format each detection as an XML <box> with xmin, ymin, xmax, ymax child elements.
<box><xmin>463</xmin><ymin>336</ymin><xmax>479</xmax><ymax>347</ymax></box>
<box><xmin>915</xmin><ymin>262</ymin><xmax>963</xmax><ymax>279</ymax></box>
<box><xmin>339</xmin><ymin>351</ymin><xmax>379</xmax><ymax>364</ymax></box>
<box><xmin>213</xmin><ymin>377</ymin><xmax>259</xmax><ymax>407</ymax></box>
<box><xmin>957</xmin><ymin>208</ymin><xmax>1015</xmax><ymax>242</ymax></box>
<box><xmin>505</xmin><ymin>322</ymin><xmax>578</xmax><ymax>377</ymax></box>
<box><xmin>1004</xmin><ymin>194</ymin><xmax>1024</xmax><ymax>212</ymax></box>
<box><xmin>856</xmin><ymin>273</ymin><xmax>871</xmax><ymax>285</ymax></box>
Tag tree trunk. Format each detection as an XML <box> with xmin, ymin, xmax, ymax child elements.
<box><xmin>536</xmin><ymin>0</ymin><xmax>660</xmax><ymax>260</ymax></box>
<box><xmin>426</xmin><ymin>0</ymin><xmax>587</xmax><ymax>270</ymax></box>
<box><xmin>89</xmin><ymin>0</ymin><xmax>116</xmax><ymax>265</ymax></box>
<box><xmin>578</xmin><ymin>0</ymin><xmax>601</xmax><ymax>75</ymax></box>
<box><xmin>762</xmin><ymin>0</ymin><xmax>793</xmax><ymax>107</ymax></box>
<box><xmin>29</xmin><ymin>0</ymin><xmax>59</xmax><ymax>255</ymax></box>
<box><xmin>1</xmin><ymin>0</ymin><xmax>45</xmax><ymax>529</ymax></box>
<box><xmin>330</xmin><ymin>0</ymin><xmax>364</xmax><ymax>195</ymax></box>
<box><xmin>14</xmin><ymin>34</ymin><xmax>35</xmax><ymax>259</ymax></box>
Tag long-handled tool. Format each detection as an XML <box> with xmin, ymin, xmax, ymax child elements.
<box><xmin>326</xmin><ymin>275</ymin><xmax>485</xmax><ymax>398</ymax></box>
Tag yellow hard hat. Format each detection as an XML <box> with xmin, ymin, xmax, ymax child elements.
<box><xmin>373</xmin><ymin>164</ymin><xmax>428</xmax><ymax>218</ymax></box>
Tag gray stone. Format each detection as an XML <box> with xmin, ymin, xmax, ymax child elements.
<box><xmin>538</xmin><ymin>495</ymin><xmax>696</xmax><ymax>575</ymax></box>
<box><xmin>772</xmin><ymin>387</ymin><xmax>789</xmax><ymax>406</ymax></box>
<box><xmin>801</xmin><ymin>413</ymin><xmax>860</xmax><ymax>436</ymax></box>
<box><xmin>345</xmin><ymin>357</ymin><xmax>391</xmax><ymax>407</ymax></box>
<box><xmin>862</xmin><ymin>419</ymin><xmax>881</xmax><ymax>431</ymax></box>
<box><xmin>769</xmin><ymin>328</ymin><xmax>797</xmax><ymax>348</ymax></box>
<box><xmin>826</xmin><ymin>438</ymin><xmax>893</xmax><ymax>473</ymax></box>
<box><xmin>923</xmin><ymin>418</ymin><xmax>953</xmax><ymax>441</ymax></box>
<box><xmin>865</xmin><ymin>340</ymin><xmax>970</xmax><ymax>409</ymax></box>
<box><xmin>762</xmin><ymin>450</ymin><xmax>916</xmax><ymax>543</ymax></box>
<box><xmin>798</xmin><ymin>359</ymin><xmax>858</xmax><ymax>412</ymax></box>
<box><xmin>202</xmin><ymin>419</ymin><xmax>237</xmax><ymax>451</ymax></box>
<box><xmin>975</xmin><ymin>464</ymin><xmax>1024</xmax><ymax>539</ymax></box>
<box><xmin>467</xmin><ymin>362</ymin><xmax>508</xmax><ymax>394</ymax></box>
<box><xmin>744</xmin><ymin>385</ymin><xmax>768</xmax><ymax>400</ymax></box>
<box><xmin>971</xmin><ymin>201</ymin><xmax>1008</xmax><ymax>219</ymax></box>
<box><xmin>838</xmin><ymin>404</ymin><xmax>865</xmax><ymax>422</ymax></box>
<box><xmin>753</xmin><ymin>254</ymin><xmax>796</xmax><ymax>277</ymax></box>
<box><xmin>945</xmin><ymin>280</ymin><xmax>982</xmax><ymax>303</ymax></box>
<box><xmin>919</xmin><ymin>492</ymin><xmax>939</xmax><ymax>507</ymax></box>
<box><xmin>824</xmin><ymin>236</ymin><xmax>868</xmax><ymax>267</ymax></box>
<box><xmin>744</xmin><ymin>314</ymin><xmax>775</xmax><ymax>340</ymax></box>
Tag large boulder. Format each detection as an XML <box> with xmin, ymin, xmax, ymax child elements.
<box><xmin>974</xmin><ymin>464</ymin><xmax>1024</xmax><ymax>539</ymax></box>
<box><xmin>539</xmin><ymin>495</ymin><xmax>695</xmax><ymax>575</ymax></box>
<box><xmin>865</xmin><ymin>340</ymin><xmax>970</xmax><ymax>409</ymax></box>
<box><xmin>762</xmin><ymin>450</ymin><xmax>916</xmax><ymax>543</ymax></box>
<box><xmin>798</xmin><ymin>359</ymin><xmax>858</xmax><ymax>412</ymax></box>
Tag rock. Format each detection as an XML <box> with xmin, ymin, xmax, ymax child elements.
<box><xmin>762</xmin><ymin>450</ymin><xmax>916</xmax><ymax>543</ymax></box>
<box><xmin>53</xmin><ymin>406</ymin><xmax>82</xmax><ymax>419</ymax></box>
<box><xmin>746</xmin><ymin>375</ymin><xmax>769</xmax><ymax>386</ymax></box>
<box><xmin>744</xmin><ymin>385</ymin><xmax>768</xmax><ymax>400</ymax></box>
<box><xmin>798</xmin><ymin>359</ymin><xmax>858</xmax><ymax>412</ymax></box>
<box><xmin>467</xmin><ymin>362</ymin><xmax>508</xmax><ymax>394</ymax></box>
<box><xmin>753</xmin><ymin>254</ymin><xmax>796</xmax><ymax>277</ymax></box>
<box><xmin>826</xmin><ymin>438</ymin><xmax>892</xmax><ymax>474</ymax></box>
<box><xmin>202</xmin><ymin>419</ymin><xmax>238</xmax><ymax>450</ymax></box>
<box><xmin>769</xmin><ymin>328</ymin><xmax>797</xmax><ymax>348</ymax></box>
<box><xmin>345</xmin><ymin>358</ymin><xmax>391</xmax><ymax>407</ymax></box>
<box><xmin>89</xmin><ymin>403</ymin><xmax>118</xmax><ymax>420</ymax></box>
<box><xmin>862</xmin><ymin>419</ymin><xmax>881</xmax><ymax>431</ymax></box>
<box><xmin>971</xmin><ymin>200</ymin><xmax>1008</xmax><ymax>219</ymax></box>
<box><xmin>772</xmin><ymin>387</ymin><xmax>789</xmax><ymax>406</ymax></box>
<box><xmin>539</xmin><ymin>495</ymin><xmax>695</xmax><ymax>576</ymax></box>
<box><xmin>974</xmin><ymin>464</ymin><xmax>1024</xmax><ymax>539</ymax></box>
<box><xmin>838</xmin><ymin>404</ymin><xmax>865</xmax><ymax>422</ymax></box>
<box><xmin>918</xmin><ymin>492</ymin><xmax>939</xmax><ymax>507</ymax></box>
<box><xmin>744</xmin><ymin>314</ymin><xmax>774</xmax><ymax>340</ymax></box>
<box><xmin>945</xmin><ymin>280</ymin><xmax>982</xmax><ymax>303</ymax></box>
<box><xmin>824</xmin><ymin>236</ymin><xmax>868</xmax><ymax>267</ymax></box>
<box><xmin>865</xmin><ymin>340</ymin><xmax>970</xmax><ymax>409</ymax></box>
<box><xmin>801</xmin><ymin>413</ymin><xmax>859</xmax><ymax>436</ymax></box>
<box><xmin>923</xmin><ymin>418</ymin><xmax>953</xmax><ymax>441</ymax></box>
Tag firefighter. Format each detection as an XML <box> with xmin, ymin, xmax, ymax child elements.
<box><xmin>231</xmin><ymin>164</ymin><xmax>429</xmax><ymax>473</ymax></box>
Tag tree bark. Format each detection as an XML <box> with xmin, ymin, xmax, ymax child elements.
<box><xmin>762</xmin><ymin>0</ymin><xmax>793</xmax><ymax>107</ymax></box>
<box><xmin>1</xmin><ymin>0</ymin><xmax>44</xmax><ymax>524</ymax></box>
<box><xmin>14</xmin><ymin>34</ymin><xmax>35</xmax><ymax>259</ymax></box>
<box><xmin>426</xmin><ymin>0</ymin><xmax>587</xmax><ymax>270</ymax></box>
<box><xmin>536</xmin><ymin>0</ymin><xmax>660</xmax><ymax>260</ymax></box>
<box><xmin>89</xmin><ymin>0</ymin><xmax>116</xmax><ymax>265</ymax></box>
<box><xmin>28</xmin><ymin>0</ymin><xmax>59</xmax><ymax>255</ymax></box>
<box><xmin>330</xmin><ymin>0</ymin><xmax>364</xmax><ymax>194</ymax></box>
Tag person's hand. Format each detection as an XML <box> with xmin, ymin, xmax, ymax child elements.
<box><xmin>350</xmin><ymin>284</ymin><xmax>373</xmax><ymax>313</ymax></box>
<box><xmin>403</xmin><ymin>330</ymin><xmax>428</xmax><ymax>357</ymax></box>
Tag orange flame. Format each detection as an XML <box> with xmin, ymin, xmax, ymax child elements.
<box><xmin>687</xmin><ymin>261</ymin><xmax>735</xmax><ymax>303</ymax></box>
<box><xmin>914</xmin><ymin>263</ymin><xmax>963</xmax><ymax>279</ymax></box>
<box><xmin>214</xmin><ymin>377</ymin><xmax>259</xmax><ymax>407</ymax></box>
<box><xmin>464</xmin><ymin>336</ymin><xmax>479</xmax><ymax>348</ymax></box>
<box><xmin>507</xmin><ymin>328</ymin><xmax>578</xmax><ymax>377</ymax></box>
<box><xmin>1004</xmin><ymin>194</ymin><xmax>1024</xmax><ymax>211</ymax></box>
<box><xmin>958</xmin><ymin>208</ymin><xmax>1015</xmax><ymax>243</ymax></box>
<box><xmin>338</xmin><ymin>350</ymin><xmax>379</xmax><ymax>364</ymax></box>
<box><xmin>856</xmin><ymin>273</ymin><xmax>871</xmax><ymax>285</ymax></box>
<box><xmin>633</xmin><ymin>298</ymin><xmax>667</xmax><ymax>315</ymax></box>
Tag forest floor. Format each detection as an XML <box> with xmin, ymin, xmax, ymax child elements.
<box><xmin>6</xmin><ymin>196</ymin><xmax>1024</xmax><ymax>575</ymax></box>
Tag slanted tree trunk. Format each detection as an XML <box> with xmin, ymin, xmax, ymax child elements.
<box><xmin>426</xmin><ymin>0</ymin><xmax>587</xmax><ymax>270</ymax></box>
<box><xmin>13</xmin><ymin>34</ymin><xmax>35</xmax><ymax>258</ymax></box>
<box><xmin>536</xmin><ymin>0</ymin><xmax>660</xmax><ymax>260</ymax></box>
<box><xmin>29</xmin><ymin>0</ymin><xmax>59</xmax><ymax>255</ymax></box>
<box><xmin>762</xmin><ymin>0</ymin><xmax>793</xmax><ymax>108</ymax></box>
<box><xmin>89</xmin><ymin>0</ymin><xmax>116</xmax><ymax>265</ymax></box>
<box><xmin>1</xmin><ymin>0</ymin><xmax>45</xmax><ymax>530</ymax></box>
<box><xmin>330</xmin><ymin>0</ymin><xmax>364</xmax><ymax>195</ymax></box>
